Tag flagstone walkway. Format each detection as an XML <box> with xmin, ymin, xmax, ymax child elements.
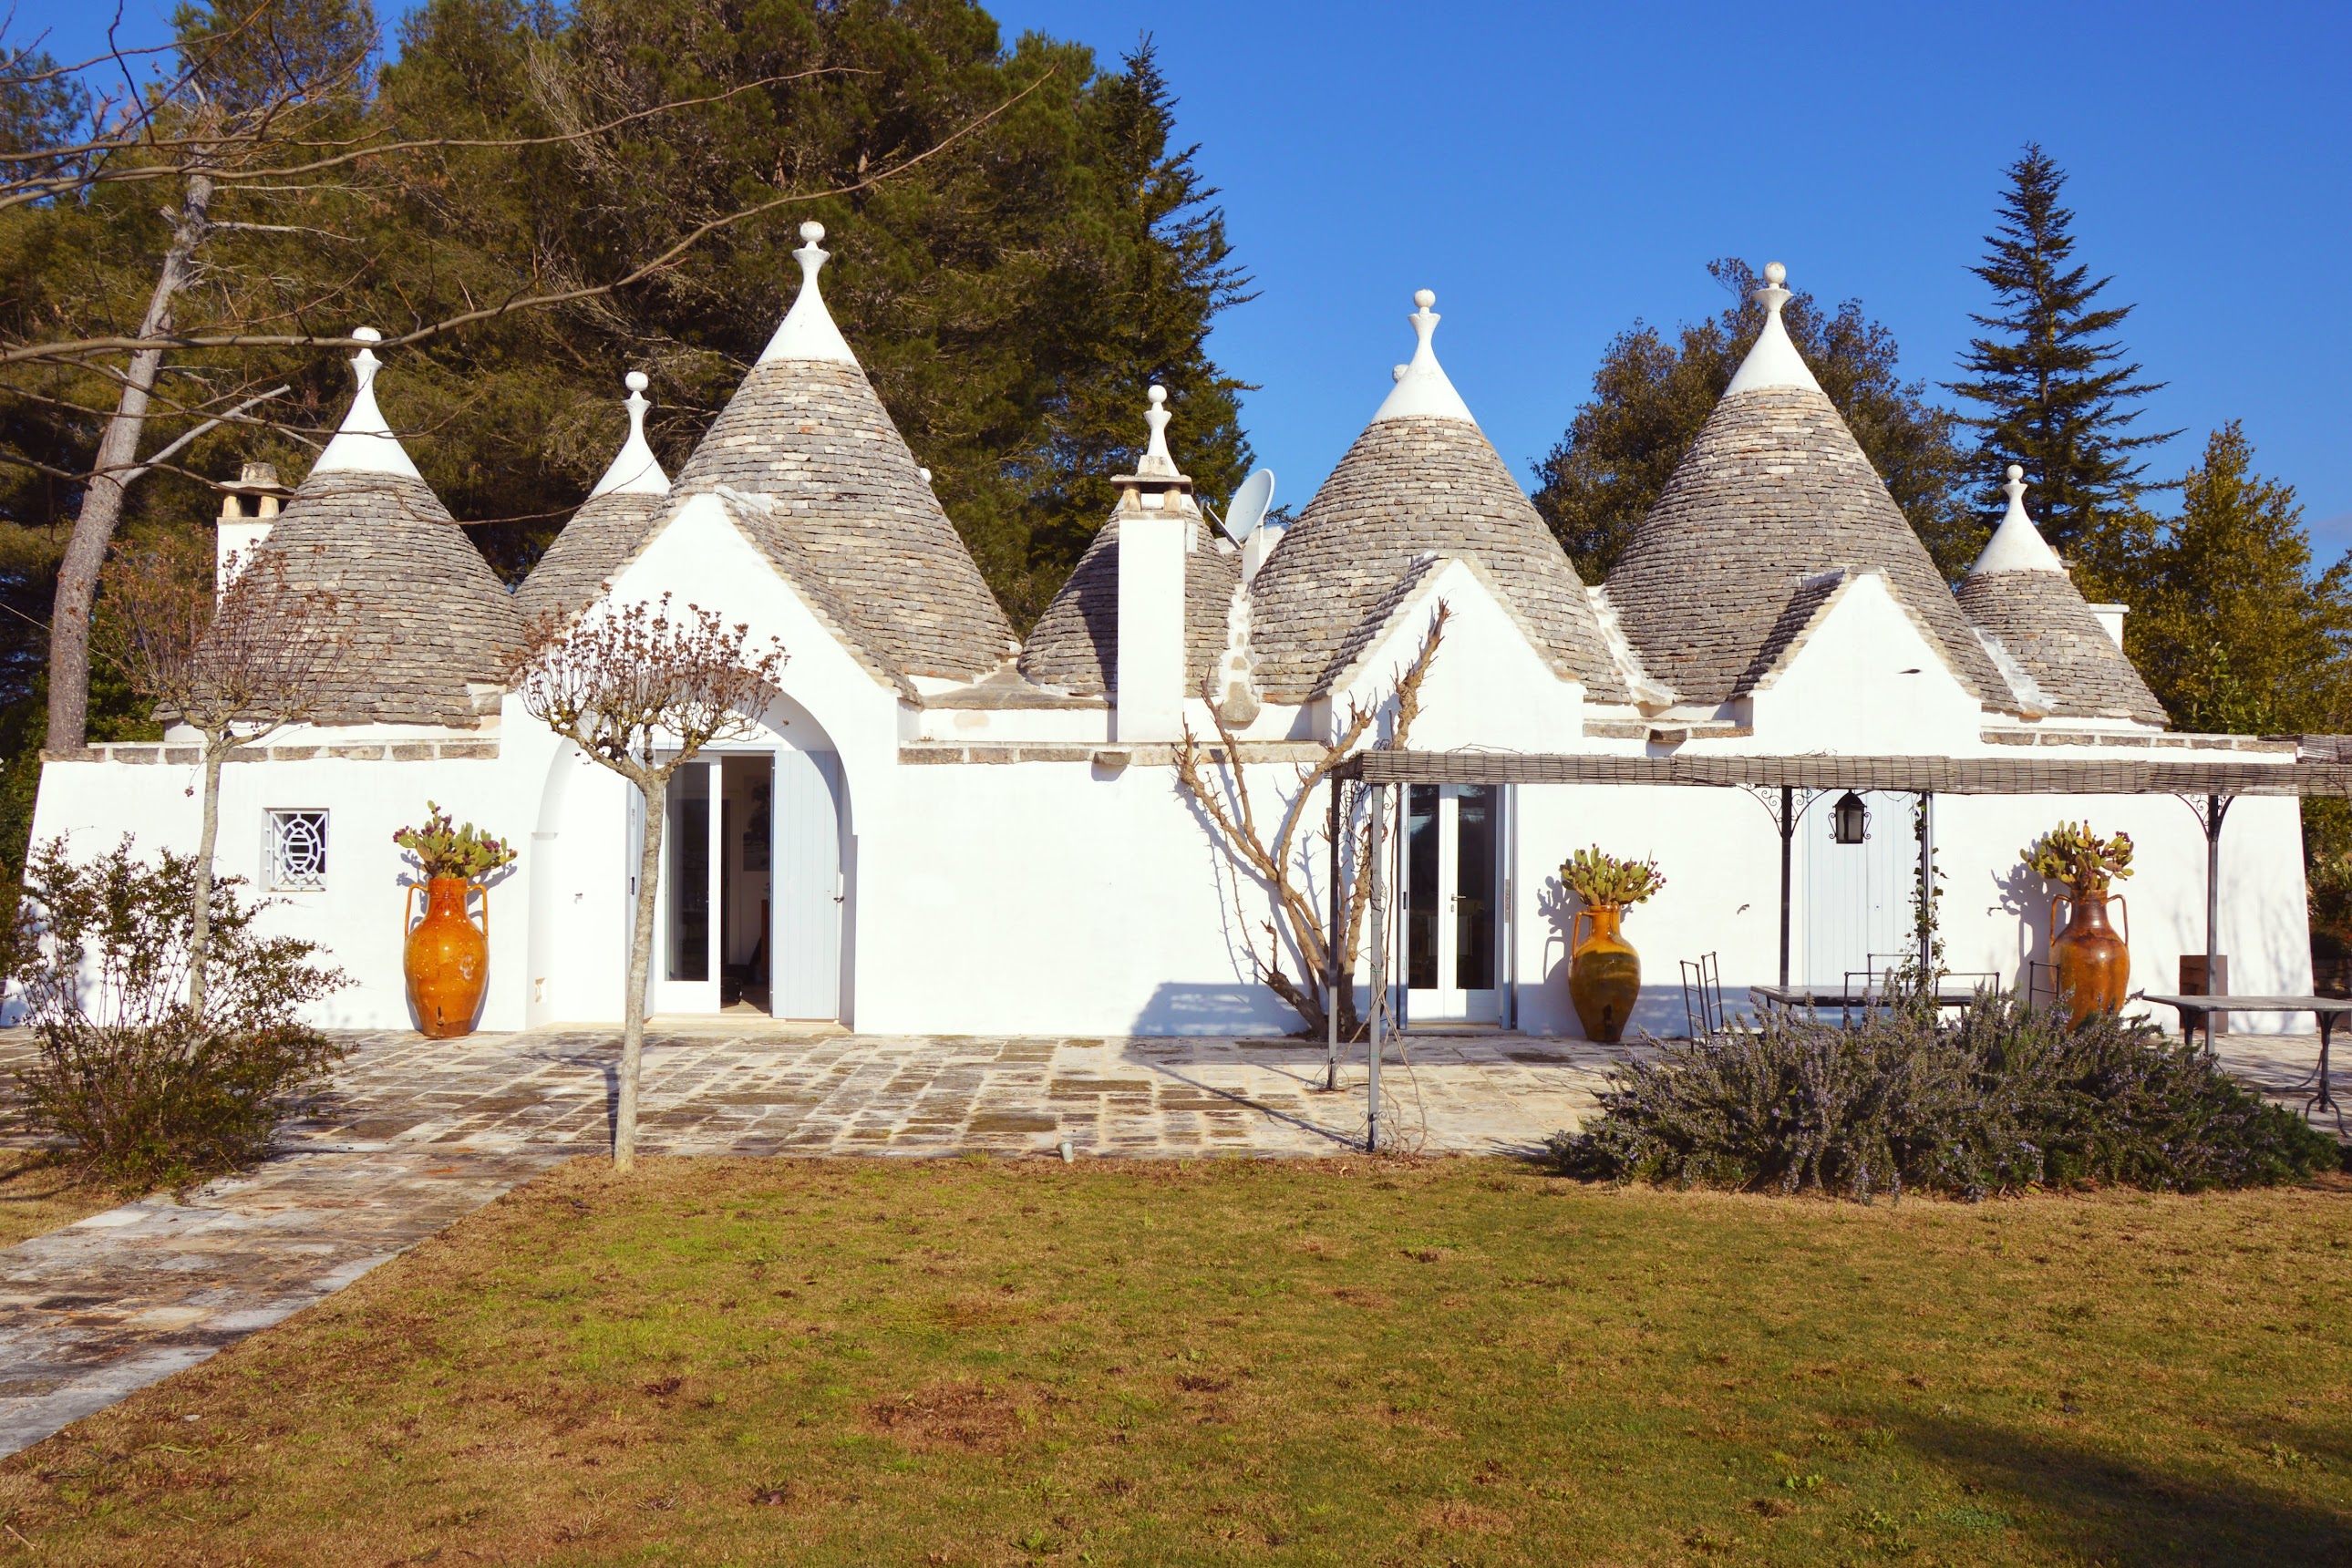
<box><xmin>281</xmin><ymin>1024</ymin><xmax>1632</xmax><ymax>1160</ymax></box>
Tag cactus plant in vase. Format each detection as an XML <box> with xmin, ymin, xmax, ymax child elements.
<box><xmin>394</xmin><ymin>803</ymin><xmax>518</xmax><ymax>1037</ymax></box>
<box><xmin>2023</xmin><ymin>820</ymin><xmax>2134</xmax><ymax>1026</ymax></box>
<box><xmin>1561</xmin><ymin>847</ymin><xmax>1665</xmax><ymax>1043</ymax></box>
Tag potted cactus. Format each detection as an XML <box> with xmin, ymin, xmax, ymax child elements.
<box><xmin>394</xmin><ymin>803</ymin><xmax>517</xmax><ymax>1037</ymax></box>
<box><xmin>1561</xmin><ymin>847</ymin><xmax>1666</xmax><ymax>1043</ymax></box>
<box><xmin>2023</xmin><ymin>820</ymin><xmax>2134</xmax><ymax>1026</ymax></box>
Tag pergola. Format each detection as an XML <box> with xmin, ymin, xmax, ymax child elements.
<box><xmin>1323</xmin><ymin>748</ymin><xmax>2352</xmax><ymax>1150</ymax></box>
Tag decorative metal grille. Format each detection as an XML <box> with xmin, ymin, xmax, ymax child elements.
<box><xmin>268</xmin><ymin>810</ymin><xmax>329</xmax><ymax>890</ymax></box>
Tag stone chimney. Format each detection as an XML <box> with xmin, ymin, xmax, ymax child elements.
<box><xmin>1112</xmin><ymin>386</ymin><xmax>1198</xmax><ymax>742</ymax></box>
<box><xmin>216</xmin><ymin>460</ymin><xmax>290</xmax><ymax>587</ymax></box>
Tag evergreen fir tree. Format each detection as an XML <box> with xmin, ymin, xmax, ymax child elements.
<box><xmin>1949</xmin><ymin>144</ymin><xmax>2174</xmax><ymax>583</ymax></box>
<box><xmin>2126</xmin><ymin>422</ymin><xmax>2352</xmax><ymax>736</ymax></box>
<box><xmin>1533</xmin><ymin>259</ymin><xmax>1970</xmax><ymax>582</ymax></box>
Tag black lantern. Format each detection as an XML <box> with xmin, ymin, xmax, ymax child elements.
<box><xmin>1831</xmin><ymin>790</ymin><xmax>1869</xmax><ymax>845</ymax></box>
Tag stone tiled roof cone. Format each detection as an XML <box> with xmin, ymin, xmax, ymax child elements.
<box><xmin>1020</xmin><ymin>387</ymin><xmax>1243</xmax><ymax>696</ymax></box>
<box><xmin>253</xmin><ymin>330</ymin><xmax>521</xmax><ymax>727</ymax></box>
<box><xmin>1955</xmin><ymin>467</ymin><xmax>2168</xmax><ymax>724</ymax></box>
<box><xmin>517</xmin><ymin>373</ymin><xmax>674</xmax><ymax>628</ymax></box>
<box><xmin>1603</xmin><ymin>263</ymin><xmax>2010</xmax><ymax>709</ymax></box>
<box><xmin>668</xmin><ymin>222</ymin><xmax>1014</xmax><ymax>683</ymax></box>
<box><xmin>1246</xmin><ymin>291</ymin><xmax>1628</xmax><ymax>704</ymax></box>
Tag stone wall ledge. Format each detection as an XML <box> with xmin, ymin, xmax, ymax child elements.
<box><xmin>900</xmin><ymin>742</ymin><xmax>1328</xmax><ymax>768</ymax></box>
<box><xmin>50</xmin><ymin>739</ymin><xmax>503</xmax><ymax>765</ymax></box>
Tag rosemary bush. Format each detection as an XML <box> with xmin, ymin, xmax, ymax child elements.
<box><xmin>10</xmin><ymin>838</ymin><xmax>349</xmax><ymax>1193</ymax></box>
<box><xmin>1547</xmin><ymin>995</ymin><xmax>2338</xmax><ymax>1198</ymax></box>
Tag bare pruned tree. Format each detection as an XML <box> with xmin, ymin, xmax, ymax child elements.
<box><xmin>1175</xmin><ymin>603</ymin><xmax>1448</xmax><ymax>1040</ymax></box>
<box><xmin>506</xmin><ymin>594</ymin><xmax>786</xmax><ymax>1173</ymax></box>
<box><xmin>94</xmin><ymin>531</ymin><xmax>346</xmax><ymax>1012</ymax></box>
<box><xmin>5</xmin><ymin>4</ymin><xmax>1047</xmax><ymax>751</ymax></box>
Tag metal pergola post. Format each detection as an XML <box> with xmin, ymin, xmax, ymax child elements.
<box><xmin>1366</xmin><ymin>782</ymin><xmax>1388</xmax><ymax>1153</ymax></box>
<box><xmin>1326</xmin><ymin>777</ymin><xmax>1341</xmax><ymax>1092</ymax></box>
<box><xmin>2202</xmin><ymin>792</ymin><xmax>2233</xmax><ymax>1057</ymax></box>
<box><xmin>1918</xmin><ymin>791</ymin><xmax>1935</xmax><ymax>981</ymax></box>
<box><xmin>1778</xmin><ymin>786</ymin><xmax>1794</xmax><ymax>989</ymax></box>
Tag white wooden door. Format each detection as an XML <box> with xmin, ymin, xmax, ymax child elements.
<box><xmin>653</xmin><ymin>758</ymin><xmax>724</xmax><ymax>1014</ymax></box>
<box><xmin>1800</xmin><ymin>789</ymin><xmax>1910</xmax><ymax>993</ymax></box>
<box><xmin>1404</xmin><ymin>783</ymin><xmax>1501</xmax><ymax>1024</ymax></box>
<box><xmin>772</xmin><ymin>748</ymin><xmax>843</xmax><ymax>1019</ymax></box>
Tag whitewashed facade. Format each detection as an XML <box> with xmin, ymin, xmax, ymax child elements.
<box><xmin>31</xmin><ymin>240</ymin><xmax>2314</xmax><ymax>1037</ymax></box>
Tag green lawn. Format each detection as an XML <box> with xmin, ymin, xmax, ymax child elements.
<box><xmin>3</xmin><ymin>1156</ymin><xmax>2347</xmax><ymax>1565</ymax></box>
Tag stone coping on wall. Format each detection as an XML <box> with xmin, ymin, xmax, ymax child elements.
<box><xmin>1980</xmin><ymin>729</ymin><xmax>2297</xmax><ymax>752</ymax></box>
<box><xmin>46</xmin><ymin>739</ymin><xmax>502</xmax><ymax>765</ymax></box>
<box><xmin>900</xmin><ymin>741</ymin><xmax>1330</xmax><ymax>768</ymax></box>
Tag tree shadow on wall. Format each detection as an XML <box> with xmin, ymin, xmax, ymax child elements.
<box><xmin>1890</xmin><ymin>1408</ymin><xmax>2352</xmax><ymax>1566</ymax></box>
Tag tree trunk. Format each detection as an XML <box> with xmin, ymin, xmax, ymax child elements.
<box><xmin>46</xmin><ymin>170</ymin><xmax>215</xmax><ymax>753</ymax></box>
<box><xmin>188</xmin><ymin>735</ymin><xmax>227</xmax><ymax>1016</ymax></box>
<box><xmin>615</xmin><ymin>771</ymin><xmax>667</xmax><ymax>1172</ymax></box>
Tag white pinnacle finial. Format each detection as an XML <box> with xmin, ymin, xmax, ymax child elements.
<box><xmin>312</xmin><ymin>325</ymin><xmax>425</xmax><ymax>480</ymax></box>
<box><xmin>1969</xmin><ymin>463</ymin><xmax>2066</xmax><ymax>576</ymax></box>
<box><xmin>1725</xmin><ymin>260</ymin><xmax>1821</xmax><ymax>396</ymax></box>
<box><xmin>1144</xmin><ymin>385</ymin><xmax>1172</xmax><ymax>463</ymax></box>
<box><xmin>589</xmin><ymin>370</ymin><xmax>672</xmax><ymax>498</ymax></box>
<box><xmin>757</xmin><ymin>219</ymin><xmax>857</xmax><ymax>365</ymax></box>
<box><xmin>1373</xmin><ymin>286</ymin><xmax>1476</xmax><ymax>424</ymax></box>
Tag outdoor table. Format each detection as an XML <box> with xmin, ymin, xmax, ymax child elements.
<box><xmin>2141</xmin><ymin>994</ymin><xmax>2349</xmax><ymax>1115</ymax></box>
<box><xmin>1748</xmin><ymin>984</ymin><xmax>1996</xmax><ymax>1024</ymax></box>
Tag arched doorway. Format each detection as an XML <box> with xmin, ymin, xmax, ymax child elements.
<box><xmin>646</xmin><ymin>701</ymin><xmax>846</xmax><ymax>1020</ymax></box>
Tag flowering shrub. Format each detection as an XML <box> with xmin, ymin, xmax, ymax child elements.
<box><xmin>393</xmin><ymin>802</ymin><xmax>517</xmax><ymax>883</ymax></box>
<box><xmin>11</xmin><ymin>838</ymin><xmax>348</xmax><ymax>1193</ymax></box>
<box><xmin>1544</xmin><ymin>995</ymin><xmax>2337</xmax><ymax>1199</ymax></box>
<box><xmin>1561</xmin><ymin>847</ymin><xmax>1666</xmax><ymax>909</ymax></box>
<box><xmin>2023</xmin><ymin>820</ymin><xmax>2134</xmax><ymax>899</ymax></box>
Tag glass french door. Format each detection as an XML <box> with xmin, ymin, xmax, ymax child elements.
<box><xmin>653</xmin><ymin>759</ymin><xmax>723</xmax><ymax>1014</ymax></box>
<box><xmin>1404</xmin><ymin>783</ymin><xmax>1501</xmax><ymax>1023</ymax></box>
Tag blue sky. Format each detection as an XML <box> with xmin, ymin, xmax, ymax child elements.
<box><xmin>27</xmin><ymin>1</ymin><xmax>2352</xmax><ymax>550</ymax></box>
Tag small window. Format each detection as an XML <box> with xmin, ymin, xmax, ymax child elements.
<box><xmin>267</xmin><ymin>810</ymin><xmax>329</xmax><ymax>891</ymax></box>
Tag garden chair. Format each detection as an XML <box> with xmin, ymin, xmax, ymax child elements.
<box><xmin>1681</xmin><ymin>953</ymin><xmax>1728</xmax><ymax>1042</ymax></box>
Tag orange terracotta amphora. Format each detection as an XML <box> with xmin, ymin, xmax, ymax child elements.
<box><xmin>404</xmin><ymin>875</ymin><xmax>489</xmax><ymax>1038</ymax></box>
<box><xmin>1569</xmin><ymin>904</ymin><xmax>1641</xmax><ymax>1044</ymax></box>
<box><xmin>2050</xmin><ymin>892</ymin><xmax>2130</xmax><ymax>1026</ymax></box>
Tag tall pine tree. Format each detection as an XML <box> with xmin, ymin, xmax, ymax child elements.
<box><xmin>1949</xmin><ymin>144</ymin><xmax>2173</xmax><ymax>592</ymax></box>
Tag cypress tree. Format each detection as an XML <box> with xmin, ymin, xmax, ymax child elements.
<box><xmin>1949</xmin><ymin>144</ymin><xmax>2174</xmax><ymax>587</ymax></box>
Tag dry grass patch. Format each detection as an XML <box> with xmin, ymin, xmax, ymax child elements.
<box><xmin>0</xmin><ymin>1156</ymin><xmax>2347</xmax><ymax>1565</ymax></box>
<box><xmin>0</xmin><ymin>1150</ymin><xmax>121</xmax><ymax>1247</ymax></box>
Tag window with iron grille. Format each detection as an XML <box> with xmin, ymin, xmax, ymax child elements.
<box><xmin>267</xmin><ymin>810</ymin><xmax>329</xmax><ymax>891</ymax></box>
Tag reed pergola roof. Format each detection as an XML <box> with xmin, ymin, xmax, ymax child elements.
<box><xmin>1335</xmin><ymin>750</ymin><xmax>2352</xmax><ymax>798</ymax></box>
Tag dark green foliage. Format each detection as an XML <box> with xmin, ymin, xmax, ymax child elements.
<box><xmin>1532</xmin><ymin>259</ymin><xmax>1972</xmax><ymax>582</ymax></box>
<box><xmin>10</xmin><ymin>837</ymin><xmax>348</xmax><ymax>1193</ymax></box>
<box><xmin>1546</xmin><ymin>997</ymin><xmax>2337</xmax><ymax>1200</ymax></box>
<box><xmin>361</xmin><ymin>5</ymin><xmax>1252</xmax><ymax>622</ymax></box>
<box><xmin>1949</xmin><ymin>144</ymin><xmax>2174</xmax><ymax>595</ymax></box>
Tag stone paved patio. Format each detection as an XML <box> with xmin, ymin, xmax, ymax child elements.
<box><xmin>0</xmin><ymin>1017</ymin><xmax>2336</xmax><ymax>1460</ymax></box>
<box><xmin>281</xmin><ymin>1024</ymin><xmax>1635</xmax><ymax>1160</ymax></box>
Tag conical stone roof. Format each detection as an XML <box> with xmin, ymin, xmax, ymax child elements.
<box><xmin>1604</xmin><ymin>265</ymin><xmax>2007</xmax><ymax>709</ymax></box>
<box><xmin>517</xmin><ymin>374</ymin><xmax>674</xmax><ymax>628</ymax></box>
<box><xmin>1020</xmin><ymin>518</ymin><xmax>1243</xmax><ymax>697</ymax></box>
<box><xmin>1246</xmin><ymin>293</ymin><xmax>1627</xmax><ymax>704</ymax></box>
<box><xmin>1955</xmin><ymin>468</ymin><xmax>2166</xmax><ymax>724</ymax></box>
<box><xmin>667</xmin><ymin>223</ymin><xmax>1013</xmax><ymax>682</ymax></box>
<box><xmin>253</xmin><ymin>335</ymin><xmax>520</xmax><ymax>727</ymax></box>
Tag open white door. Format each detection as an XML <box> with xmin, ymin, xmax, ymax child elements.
<box><xmin>1404</xmin><ymin>782</ymin><xmax>1502</xmax><ymax>1024</ymax></box>
<box><xmin>772</xmin><ymin>748</ymin><xmax>842</xmax><ymax>1019</ymax></box>
<box><xmin>653</xmin><ymin>758</ymin><xmax>723</xmax><ymax>1014</ymax></box>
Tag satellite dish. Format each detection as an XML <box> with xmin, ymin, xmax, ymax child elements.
<box><xmin>1219</xmin><ymin>469</ymin><xmax>1276</xmax><ymax>544</ymax></box>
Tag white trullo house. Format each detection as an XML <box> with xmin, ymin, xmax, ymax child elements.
<box><xmin>33</xmin><ymin>234</ymin><xmax>2316</xmax><ymax>1035</ymax></box>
